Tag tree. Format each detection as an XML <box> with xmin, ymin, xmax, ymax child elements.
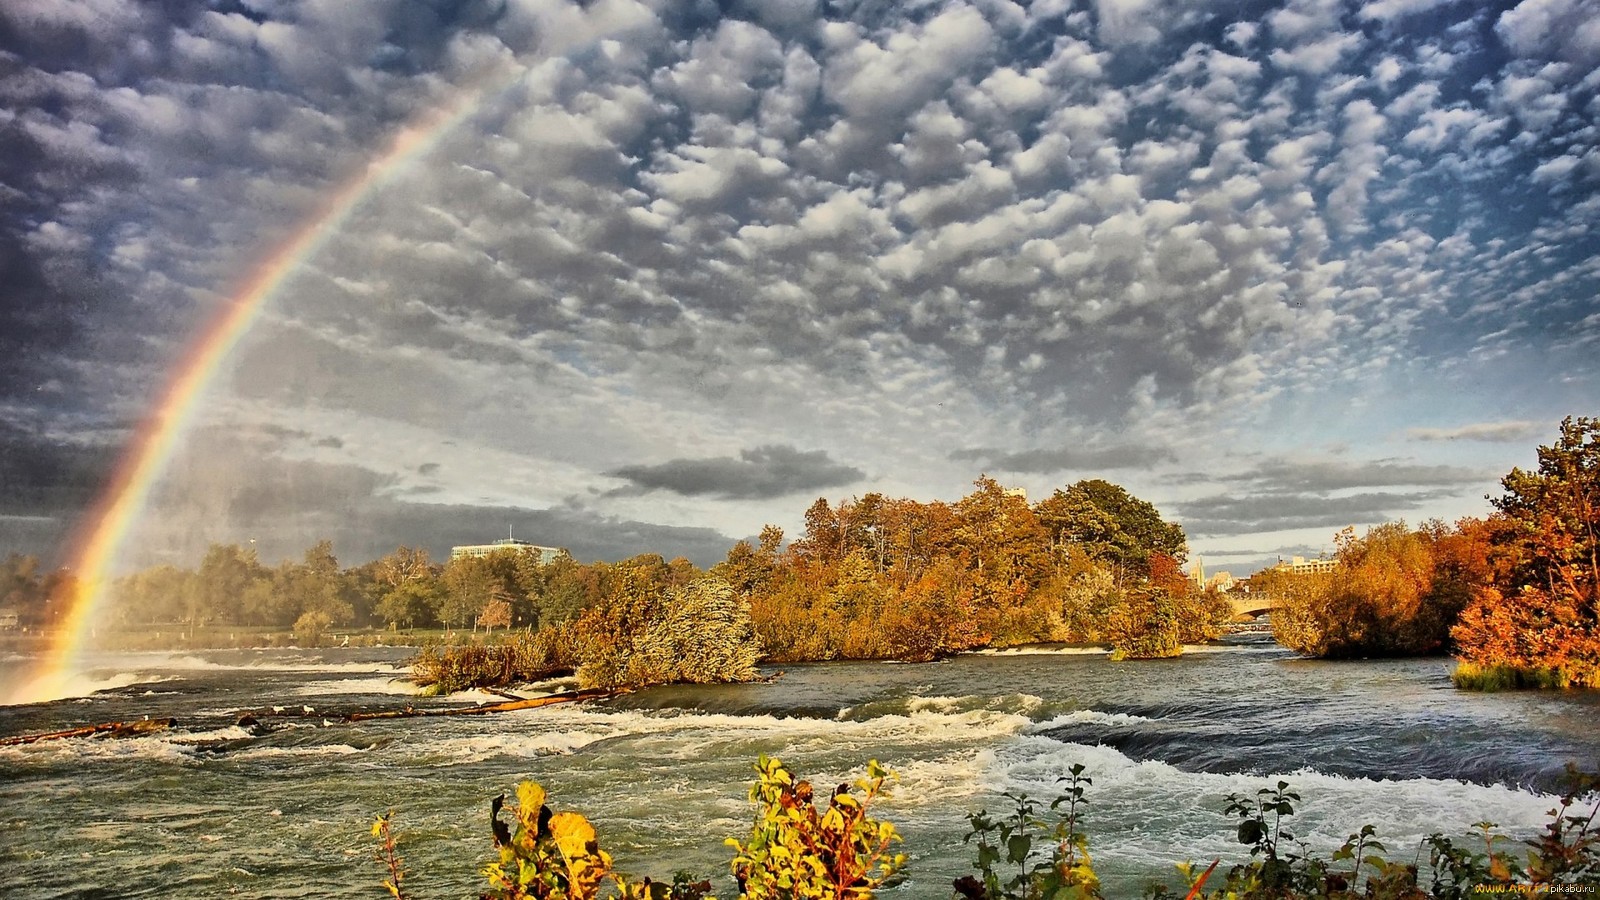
<box><xmin>478</xmin><ymin>596</ymin><xmax>513</xmax><ymax>631</ymax></box>
<box><xmin>374</xmin><ymin>546</ymin><xmax>433</xmax><ymax>589</ymax></box>
<box><xmin>193</xmin><ymin>543</ymin><xmax>266</xmax><ymax>626</ymax></box>
<box><xmin>1455</xmin><ymin>417</ymin><xmax>1600</xmax><ymax>687</ymax></box>
<box><xmin>376</xmin><ymin>579</ymin><xmax>442</xmax><ymax>630</ymax></box>
<box><xmin>1035</xmin><ymin>480</ymin><xmax>1187</xmax><ymax>584</ymax></box>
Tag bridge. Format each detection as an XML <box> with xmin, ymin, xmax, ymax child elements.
<box><xmin>1229</xmin><ymin>594</ymin><xmax>1282</xmax><ymax>620</ymax></box>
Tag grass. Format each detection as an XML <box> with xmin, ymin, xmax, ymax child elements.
<box><xmin>1451</xmin><ymin>661</ymin><xmax>1571</xmax><ymax>691</ymax></box>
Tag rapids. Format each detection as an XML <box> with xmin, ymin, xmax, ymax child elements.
<box><xmin>2</xmin><ymin>635</ymin><xmax>1597</xmax><ymax>898</ymax></box>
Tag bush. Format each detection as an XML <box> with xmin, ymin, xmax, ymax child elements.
<box><xmin>1105</xmin><ymin>590</ymin><xmax>1182</xmax><ymax>660</ymax></box>
<box><xmin>410</xmin><ymin>628</ymin><xmax>575</xmax><ymax>695</ymax></box>
<box><xmin>727</xmin><ymin>756</ymin><xmax>905</xmax><ymax>900</ymax></box>
<box><xmin>573</xmin><ymin>575</ymin><xmax>762</xmax><ymax>691</ymax></box>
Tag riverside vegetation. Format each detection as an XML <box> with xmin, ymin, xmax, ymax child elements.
<box><xmin>6</xmin><ymin>415</ymin><xmax>1597</xmax><ymax>692</ymax></box>
<box><xmin>370</xmin><ymin>757</ymin><xmax>1600</xmax><ymax>900</ymax></box>
<box><xmin>1254</xmin><ymin>416</ymin><xmax>1600</xmax><ymax>689</ymax></box>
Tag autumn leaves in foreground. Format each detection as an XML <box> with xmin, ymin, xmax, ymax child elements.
<box><xmin>371</xmin><ymin>757</ymin><xmax>1600</xmax><ymax>900</ymax></box>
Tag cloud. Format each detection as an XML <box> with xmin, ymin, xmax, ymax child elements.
<box><xmin>1225</xmin><ymin>456</ymin><xmax>1486</xmax><ymax>492</ymax></box>
<box><xmin>950</xmin><ymin>443</ymin><xmax>1175</xmax><ymax>473</ymax></box>
<box><xmin>2</xmin><ymin>0</ymin><xmax>1598</xmax><ymax>571</ymax></box>
<box><xmin>1405</xmin><ymin>420</ymin><xmax>1542</xmax><ymax>442</ymax></box>
<box><xmin>132</xmin><ymin>445</ymin><xmax>742</xmax><ymax>568</ymax></box>
<box><xmin>1497</xmin><ymin>0</ymin><xmax>1600</xmax><ymax>68</ymax></box>
<box><xmin>606</xmin><ymin>446</ymin><xmax>864</xmax><ymax>500</ymax></box>
<box><xmin>1176</xmin><ymin>489</ymin><xmax>1459</xmax><ymax>537</ymax></box>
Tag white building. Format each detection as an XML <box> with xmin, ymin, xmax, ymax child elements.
<box><xmin>450</xmin><ymin>538</ymin><xmax>563</xmax><ymax>565</ymax></box>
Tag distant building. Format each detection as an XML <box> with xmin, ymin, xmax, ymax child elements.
<box><xmin>450</xmin><ymin>538</ymin><xmax>564</xmax><ymax>565</ymax></box>
<box><xmin>1207</xmin><ymin>571</ymin><xmax>1237</xmax><ymax>592</ymax></box>
<box><xmin>0</xmin><ymin>608</ymin><xmax>18</xmax><ymax>630</ymax></box>
<box><xmin>1275</xmin><ymin>555</ymin><xmax>1337</xmax><ymax>575</ymax></box>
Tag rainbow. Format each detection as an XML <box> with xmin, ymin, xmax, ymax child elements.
<box><xmin>5</xmin><ymin>83</ymin><xmax>497</xmax><ymax>706</ymax></box>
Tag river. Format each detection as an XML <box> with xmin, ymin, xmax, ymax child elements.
<box><xmin>2</xmin><ymin>636</ymin><xmax>1597</xmax><ymax>898</ymax></box>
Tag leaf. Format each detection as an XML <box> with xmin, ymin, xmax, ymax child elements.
<box><xmin>1007</xmin><ymin>833</ymin><xmax>1032</xmax><ymax>864</ymax></box>
<box><xmin>549</xmin><ymin>811</ymin><xmax>598</xmax><ymax>859</ymax></box>
<box><xmin>1238</xmin><ymin>819</ymin><xmax>1264</xmax><ymax>847</ymax></box>
<box><xmin>517</xmin><ymin>782</ymin><xmax>547</xmax><ymax>820</ymax></box>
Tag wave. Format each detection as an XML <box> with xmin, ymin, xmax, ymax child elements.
<box><xmin>975</xmin><ymin>736</ymin><xmax>1561</xmax><ymax>855</ymax></box>
<box><xmin>294</xmin><ymin>677</ymin><xmax>420</xmax><ymax>697</ymax></box>
<box><xmin>1027</xmin><ymin>710</ymin><xmax>1155</xmax><ymax>730</ymax></box>
<box><xmin>2</xmin><ymin>670</ymin><xmax>184</xmax><ymax>705</ymax></box>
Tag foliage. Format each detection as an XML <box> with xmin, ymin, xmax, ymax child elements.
<box><xmin>726</xmin><ymin>756</ymin><xmax>905</xmax><ymax>900</ymax></box>
<box><xmin>1105</xmin><ymin>588</ymin><xmax>1182</xmax><ymax>660</ymax></box>
<box><xmin>293</xmin><ymin>609</ymin><xmax>334</xmax><ymax>646</ymax></box>
<box><xmin>371</xmin><ymin>811</ymin><xmax>407</xmax><ymax>900</ymax></box>
<box><xmin>954</xmin><ymin>764</ymin><xmax>1100</xmax><ymax>900</ymax></box>
<box><xmin>410</xmin><ymin>629</ymin><xmax>576</xmax><ymax>695</ymax></box>
<box><xmin>372</xmin><ymin>758</ymin><xmax>1600</xmax><ymax>900</ymax></box>
<box><xmin>1268</xmin><ymin>520</ymin><xmax>1489</xmax><ymax>660</ymax></box>
<box><xmin>612</xmin><ymin>576</ymin><xmax>763</xmax><ymax>688</ymax></box>
<box><xmin>482</xmin><ymin>781</ymin><xmax>629</xmax><ymax>900</ymax></box>
<box><xmin>1454</xmin><ymin>416</ymin><xmax>1600</xmax><ymax>688</ymax></box>
<box><xmin>751</xmin><ymin>477</ymin><xmax>1200</xmax><ymax>663</ymax></box>
<box><xmin>1</xmin><ymin>553</ymin><xmax>77</xmax><ymax>629</ymax></box>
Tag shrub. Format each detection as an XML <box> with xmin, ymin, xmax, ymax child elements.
<box><xmin>954</xmin><ymin>763</ymin><xmax>1100</xmax><ymax>900</ymax></box>
<box><xmin>410</xmin><ymin>628</ymin><xmax>575</xmax><ymax>695</ymax></box>
<box><xmin>1105</xmin><ymin>590</ymin><xmax>1182</xmax><ymax>660</ymax></box>
<box><xmin>727</xmin><ymin>756</ymin><xmax>905</xmax><ymax>900</ymax></box>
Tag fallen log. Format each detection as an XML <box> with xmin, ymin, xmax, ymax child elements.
<box><xmin>344</xmin><ymin>688</ymin><xmax>620</xmax><ymax>721</ymax></box>
<box><xmin>0</xmin><ymin>717</ymin><xmax>176</xmax><ymax>746</ymax></box>
<box><xmin>0</xmin><ymin>688</ymin><xmax>620</xmax><ymax>747</ymax></box>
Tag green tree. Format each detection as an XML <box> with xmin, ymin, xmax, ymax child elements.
<box><xmin>375</xmin><ymin>579</ymin><xmax>443</xmax><ymax>630</ymax></box>
<box><xmin>1042</xmin><ymin>480</ymin><xmax>1187</xmax><ymax>582</ymax></box>
<box><xmin>193</xmin><ymin>543</ymin><xmax>266</xmax><ymax>626</ymax></box>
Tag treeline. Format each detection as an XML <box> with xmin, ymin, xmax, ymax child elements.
<box><xmin>1260</xmin><ymin>416</ymin><xmax>1600</xmax><ymax>690</ymax></box>
<box><xmin>102</xmin><ymin>541</ymin><xmax>709</xmax><ymax>645</ymax></box>
<box><xmin>729</xmin><ymin>476</ymin><xmax>1231</xmax><ymax>661</ymax></box>
<box><xmin>0</xmin><ymin>554</ymin><xmax>76</xmax><ymax>630</ymax></box>
<box><xmin>6</xmin><ymin>474</ymin><xmax>1229</xmax><ymax>687</ymax></box>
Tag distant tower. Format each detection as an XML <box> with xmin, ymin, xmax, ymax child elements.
<box><xmin>1189</xmin><ymin>557</ymin><xmax>1205</xmax><ymax>588</ymax></box>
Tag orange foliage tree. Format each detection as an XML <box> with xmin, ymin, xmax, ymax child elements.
<box><xmin>1454</xmin><ymin>417</ymin><xmax>1600</xmax><ymax>688</ymax></box>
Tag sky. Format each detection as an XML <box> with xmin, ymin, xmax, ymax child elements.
<box><xmin>1</xmin><ymin>0</ymin><xmax>1598</xmax><ymax>577</ymax></box>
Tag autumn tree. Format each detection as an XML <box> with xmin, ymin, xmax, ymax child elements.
<box><xmin>1455</xmin><ymin>416</ymin><xmax>1600</xmax><ymax>688</ymax></box>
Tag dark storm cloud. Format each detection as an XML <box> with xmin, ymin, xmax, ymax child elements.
<box><xmin>950</xmin><ymin>443</ymin><xmax>1176</xmax><ymax>473</ymax></box>
<box><xmin>1175</xmin><ymin>489</ymin><xmax>1459</xmax><ymax>537</ymax></box>
<box><xmin>0</xmin><ymin>422</ymin><xmax>118</xmax><ymax>520</ymax></box>
<box><xmin>606</xmin><ymin>445</ymin><xmax>864</xmax><ymax>500</ymax></box>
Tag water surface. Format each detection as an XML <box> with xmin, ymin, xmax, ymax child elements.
<box><xmin>2</xmin><ymin>637</ymin><xmax>1596</xmax><ymax>898</ymax></box>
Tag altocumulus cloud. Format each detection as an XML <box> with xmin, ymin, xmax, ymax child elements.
<box><xmin>950</xmin><ymin>444</ymin><xmax>1176</xmax><ymax>473</ymax></box>
<box><xmin>606</xmin><ymin>446</ymin><xmax>864</xmax><ymax>500</ymax></box>
<box><xmin>2</xmin><ymin>0</ymin><xmax>1597</xmax><ymax>568</ymax></box>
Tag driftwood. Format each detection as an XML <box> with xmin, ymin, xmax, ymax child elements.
<box><xmin>344</xmin><ymin>688</ymin><xmax>618</xmax><ymax>721</ymax></box>
<box><xmin>0</xmin><ymin>688</ymin><xmax>619</xmax><ymax>747</ymax></box>
<box><xmin>0</xmin><ymin>717</ymin><xmax>176</xmax><ymax>746</ymax></box>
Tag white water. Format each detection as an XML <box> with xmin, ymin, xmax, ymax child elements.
<box><xmin>1</xmin><ymin>640</ymin><xmax>1596</xmax><ymax>898</ymax></box>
